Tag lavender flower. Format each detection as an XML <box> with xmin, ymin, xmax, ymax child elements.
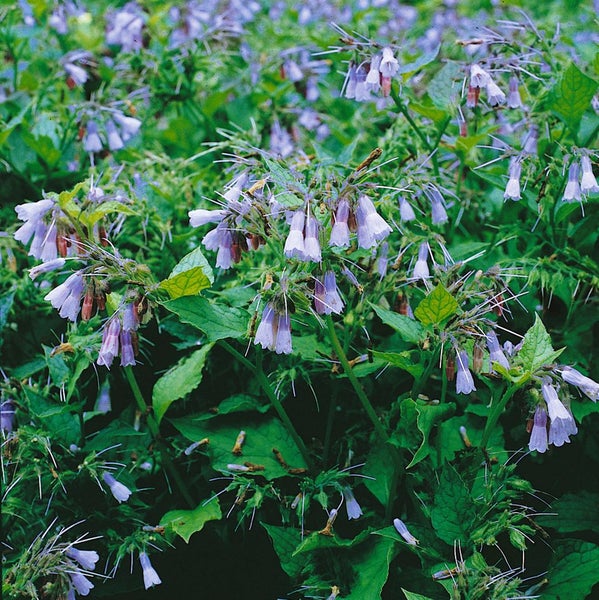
<box><xmin>29</xmin><ymin>258</ymin><xmax>66</xmax><ymax>280</ymax></box>
<box><xmin>470</xmin><ymin>64</ymin><xmax>491</xmax><ymax>88</ymax></box>
<box><xmin>139</xmin><ymin>551</ymin><xmax>162</xmax><ymax>589</ymax></box>
<box><xmin>485</xmin><ymin>80</ymin><xmax>506</xmax><ymax>106</ymax></box>
<box><xmin>329</xmin><ymin>199</ymin><xmax>351</xmax><ymax>247</ymax></box>
<box><xmin>254</xmin><ymin>303</ymin><xmax>276</xmax><ymax>350</ymax></box>
<box><xmin>94</xmin><ymin>381</ymin><xmax>112</xmax><ymax>414</ymax></box>
<box><xmin>528</xmin><ymin>405</ymin><xmax>548</xmax><ymax>453</ymax></box>
<box><xmin>105</xmin><ymin>119</ymin><xmax>124</xmax><ymax>151</ymax></box>
<box><xmin>353</xmin><ymin>66</ymin><xmax>371</xmax><ymax>102</ymax></box>
<box><xmin>112</xmin><ymin>113</ymin><xmax>142</xmax><ymax>142</ymax></box>
<box><xmin>323</xmin><ymin>271</ymin><xmax>344</xmax><ymax>315</ymax></box>
<box><xmin>456</xmin><ymin>351</ymin><xmax>476</xmax><ymax>394</ymax></box>
<box><xmin>557</xmin><ymin>366</ymin><xmax>599</xmax><ymax>402</ymax></box>
<box><xmin>66</xmin><ymin>547</ymin><xmax>100</xmax><ymax>571</ymax></box>
<box><xmin>83</xmin><ymin>121</ymin><xmax>103</xmax><ymax>153</ymax></box>
<box><xmin>425</xmin><ymin>185</ymin><xmax>448</xmax><ymax>224</ymax></box>
<box><xmin>14</xmin><ymin>198</ymin><xmax>54</xmax><ymax>252</ymax></box>
<box><xmin>365</xmin><ymin>54</ymin><xmax>381</xmax><ymax>92</ymax></box>
<box><xmin>377</xmin><ymin>242</ymin><xmax>389</xmax><ymax>280</ymax></box>
<box><xmin>97</xmin><ymin>318</ymin><xmax>121</xmax><ymax>368</ymax></box>
<box><xmin>379</xmin><ymin>47</ymin><xmax>399</xmax><ymax>78</ymax></box>
<box><xmin>356</xmin><ymin>195</ymin><xmax>392</xmax><ymax>249</ymax></box>
<box><xmin>106</xmin><ymin>4</ymin><xmax>145</xmax><ymax>52</ymax></box>
<box><xmin>70</xmin><ymin>572</ymin><xmax>94</xmax><ymax>596</ymax></box>
<box><xmin>580</xmin><ymin>155</ymin><xmax>599</xmax><ymax>194</ymax></box>
<box><xmin>563</xmin><ymin>161</ymin><xmax>581</xmax><ymax>202</ymax></box>
<box><xmin>303</xmin><ymin>214</ymin><xmax>321</xmax><ymax>262</ymax></box>
<box><xmin>343</xmin><ymin>487</ymin><xmax>362</xmax><ymax>520</ymax></box>
<box><xmin>274</xmin><ymin>312</ymin><xmax>292</xmax><ymax>355</ymax></box>
<box><xmin>44</xmin><ymin>271</ymin><xmax>85</xmax><ymax>322</ymax></box>
<box><xmin>189</xmin><ymin>208</ymin><xmax>227</xmax><ymax>228</ymax></box>
<box><xmin>542</xmin><ymin>381</ymin><xmax>577</xmax><ymax>447</ymax></box>
<box><xmin>412</xmin><ymin>242</ymin><xmax>429</xmax><ymax>280</ymax></box>
<box><xmin>1</xmin><ymin>400</ymin><xmax>16</xmax><ymax>434</ymax></box>
<box><xmin>507</xmin><ymin>76</ymin><xmax>522</xmax><ymax>109</ymax></box>
<box><xmin>393</xmin><ymin>518</ymin><xmax>418</xmax><ymax>545</ymax></box>
<box><xmin>284</xmin><ymin>210</ymin><xmax>306</xmax><ymax>258</ymax></box>
<box><xmin>522</xmin><ymin>125</ymin><xmax>538</xmax><ymax>155</ymax></box>
<box><xmin>486</xmin><ymin>331</ymin><xmax>510</xmax><ymax>371</ymax></box>
<box><xmin>102</xmin><ymin>472</ymin><xmax>132</xmax><ymax>503</ymax></box>
<box><xmin>398</xmin><ymin>196</ymin><xmax>416</xmax><ymax>222</ymax></box>
<box><xmin>504</xmin><ymin>158</ymin><xmax>521</xmax><ymax>201</ymax></box>
<box><xmin>120</xmin><ymin>330</ymin><xmax>136</xmax><ymax>367</ymax></box>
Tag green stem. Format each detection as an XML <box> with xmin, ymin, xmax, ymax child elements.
<box><xmin>325</xmin><ymin>315</ymin><xmax>388</xmax><ymax>443</ymax></box>
<box><xmin>123</xmin><ymin>366</ymin><xmax>195</xmax><ymax>508</ymax></box>
<box><xmin>480</xmin><ymin>384</ymin><xmax>518</xmax><ymax>449</ymax></box>
<box><xmin>410</xmin><ymin>346</ymin><xmax>440</xmax><ymax>400</ymax></box>
<box><xmin>218</xmin><ymin>341</ymin><xmax>313</xmax><ymax>469</ymax></box>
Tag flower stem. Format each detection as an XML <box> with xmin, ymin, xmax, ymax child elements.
<box><xmin>325</xmin><ymin>315</ymin><xmax>388</xmax><ymax>443</ymax></box>
<box><xmin>123</xmin><ymin>366</ymin><xmax>195</xmax><ymax>508</ymax></box>
<box><xmin>218</xmin><ymin>341</ymin><xmax>313</xmax><ymax>470</ymax></box>
<box><xmin>480</xmin><ymin>383</ymin><xmax>518</xmax><ymax>449</ymax></box>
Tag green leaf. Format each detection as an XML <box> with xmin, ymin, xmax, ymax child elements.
<box><xmin>408</xmin><ymin>401</ymin><xmax>456</xmax><ymax>468</ymax></box>
<box><xmin>0</xmin><ymin>289</ymin><xmax>16</xmax><ymax>333</ymax></box>
<box><xmin>345</xmin><ymin>537</ymin><xmax>396</xmax><ymax>600</ymax></box>
<box><xmin>372</xmin><ymin>351</ymin><xmax>424</xmax><ymax>378</ymax></box>
<box><xmin>85</xmin><ymin>201</ymin><xmax>136</xmax><ymax>227</ymax></box>
<box><xmin>25</xmin><ymin>390</ymin><xmax>81</xmax><ymax>446</ymax></box>
<box><xmin>402</xmin><ymin>590</ymin><xmax>435</xmax><ymax>600</ymax></box>
<box><xmin>548</xmin><ymin>62</ymin><xmax>598</xmax><ymax>133</ymax></box>
<box><xmin>543</xmin><ymin>540</ymin><xmax>599</xmax><ymax>600</ymax></box>
<box><xmin>152</xmin><ymin>344</ymin><xmax>214</xmax><ymax>423</ymax></box>
<box><xmin>170</xmin><ymin>415</ymin><xmax>307</xmax><ymax>480</ymax></box>
<box><xmin>370</xmin><ymin>304</ymin><xmax>426</xmax><ymax>343</ymax></box>
<box><xmin>398</xmin><ymin>44</ymin><xmax>440</xmax><ymax>75</ymax></box>
<box><xmin>363</xmin><ymin>442</ymin><xmax>397</xmax><ymax>507</ymax></box>
<box><xmin>293</xmin><ymin>530</ymin><xmax>369</xmax><ymax>555</ymax></box>
<box><xmin>164</xmin><ymin>296</ymin><xmax>249</xmax><ymax>341</ymax></box>
<box><xmin>414</xmin><ymin>284</ymin><xmax>459</xmax><ymax>326</ymax></box>
<box><xmin>430</xmin><ymin>466</ymin><xmax>475</xmax><ymax>545</ymax></box>
<box><xmin>159</xmin><ymin>497</ymin><xmax>222</xmax><ymax>543</ymax></box>
<box><xmin>428</xmin><ymin>62</ymin><xmax>462</xmax><ymax>109</ymax></box>
<box><xmin>159</xmin><ymin>247</ymin><xmax>214</xmax><ymax>299</ymax></box>
<box><xmin>536</xmin><ymin>492</ymin><xmax>599</xmax><ymax>534</ymax></box>
<box><xmin>517</xmin><ymin>314</ymin><xmax>563</xmax><ymax>374</ymax></box>
<box><xmin>262</xmin><ymin>524</ymin><xmax>306</xmax><ymax>578</ymax></box>
<box><xmin>191</xmin><ymin>393</ymin><xmax>270</xmax><ymax>421</ymax></box>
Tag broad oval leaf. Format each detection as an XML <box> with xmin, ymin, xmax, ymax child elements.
<box><xmin>159</xmin><ymin>247</ymin><xmax>214</xmax><ymax>299</ymax></box>
<box><xmin>370</xmin><ymin>303</ymin><xmax>426</xmax><ymax>343</ymax></box>
<box><xmin>414</xmin><ymin>284</ymin><xmax>459</xmax><ymax>326</ymax></box>
<box><xmin>159</xmin><ymin>497</ymin><xmax>222</xmax><ymax>543</ymax></box>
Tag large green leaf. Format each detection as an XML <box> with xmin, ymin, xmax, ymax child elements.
<box><xmin>164</xmin><ymin>296</ymin><xmax>249</xmax><ymax>341</ymax></box>
<box><xmin>548</xmin><ymin>62</ymin><xmax>598</xmax><ymax>133</ymax></box>
<box><xmin>159</xmin><ymin>497</ymin><xmax>222</xmax><ymax>543</ymax></box>
<box><xmin>170</xmin><ymin>415</ymin><xmax>307</xmax><ymax>480</ymax></box>
<box><xmin>430</xmin><ymin>466</ymin><xmax>475</xmax><ymax>545</ymax></box>
<box><xmin>543</xmin><ymin>540</ymin><xmax>599</xmax><ymax>600</ymax></box>
<box><xmin>152</xmin><ymin>343</ymin><xmax>214</xmax><ymax>423</ymax></box>
<box><xmin>536</xmin><ymin>492</ymin><xmax>599</xmax><ymax>534</ymax></box>
<box><xmin>25</xmin><ymin>390</ymin><xmax>81</xmax><ymax>446</ymax></box>
<box><xmin>262</xmin><ymin>524</ymin><xmax>306</xmax><ymax>578</ymax></box>
<box><xmin>345</xmin><ymin>537</ymin><xmax>396</xmax><ymax>600</ymax></box>
<box><xmin>414</xmin><ymin>285</ymin><xmax>459</xmax><ymax>326</ymax></box>
<box><xmin>363</xmin><ymin>442</ymin><xmax>398</xmax><ymax>507</ymax></box>
<box><xmin>190</xmin><ymin>393</ymin><xmax>270</xmax><ymax>422</ymax></box>
<box><xmin>159</xmin><ymin>247</ymin><xmax>214</xmax><ymax>299</ymax></box>
<box><xmin>370</xmin><ymin>304</ymin><xmax>426</xmax><ymax>343</ymax></box>
<box><xmin>293</xmin><ymin>530</ymin><xmax>369</xmax><ymax>555</ymax></box>
<box><xmin>401</xmin><ymin>590</ymin><xmax>435</xmax><ymax>600</ymax></box>
<box><xmin>407</xmin><ymin>401</ymin><xmax>456</xmax><ymax>468</ymax></box>
<box><xmin>428</xmin><ymin>62</ymin><xmax>463</xmax><ymax>109</ymax></box>
<box><xmin>517</xmin><ymin>314</ymin><xmax>563</xmax><ymax>375</ymax></box>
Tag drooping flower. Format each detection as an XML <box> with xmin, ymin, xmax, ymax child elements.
<box><xmin>563</xmin><ymin>161</ymin><xmax>581</xmax><ymax>202</ymax></box>
<box><xmin>380</xmin><ymin>47</ymin><xmax>399</xmax><ymax>78</ymax></box>
<box><xmin>580</xmin><ymin>155</ymin><xmax>599</xmax><ymax>195</ymax></box>
<box><xmin>105</xmin><ymin>119</ymin><xmax>124</xmax><ymax>152</ymax></box>
<box><xmin>522</xmin><ymin>125</ymin><xmax>538</xmax><ymax>155</ymax></box>
<box><xmin>504</xmin><ymin>157</ymin><xmax>521</xmax><ymax>201</ymax></box>
<box><xmin>120</xmin><ymin>329</ymin><xmax>136</xmax><ymax>367</ymax></box>
<box><xmin>528</xmin><ymin>405</ymin><xmax>548</xmax><ymax>453</ymax></box>
<box><xmin>353</xmin><ymin>65</ymin><xmax>371</xmax><ymax>102</ymax></box>
<box><xmin>365</xmin><ymin>54</ymin><xmax>381</xmax><ymax>93</ymax></box>
<box><xmin>412</xmin><ymin>242</ymin><xmax>429</xmax><ymax>280</ymax></box>
<box><xmin>329</xmin><ymin>199</ymin><xmax>351</xmax><ymax>247</ymax></box>
<box><xmin>44</xmin><ymin>271</ymin><xmax>85</xmax><ymax>322</ymax></box>
<box><xmin>102</xmin><ymin>472</ymin><xmax>132</xmax><ymax>503</ymax></box>
<box><xmin>556</xmin><ymin>366</ymin><xmax>599</xmax><ymax>402</ymax></box>
<box><xmin>377</xmin><ymin>242</ymin><xmax>389</xmax><ymax>280</ymax></box>
<box><xmin>486</xmin><ymin>331</ymin><xmax>510</xmax><ymax>371</ymax></box>
<box><xmin>274</xmin><ymin>312</ymin><xmax>292</xmax><ymax>355</ymax></box>
<box><xmin>29</xmin><ymin>258</ymin><xmax>66</xmax><ymax>280</ymax></box>
<box><xmin>254</xmin><ymin>303</ymin><xmax>276</xmax><ymax>350</ymax></box>
<box><xmin>66</xmin><ymin>547</ymin><xmax>100</xmax><ymax>571</ymax></box>
<box><xmin>94</xmin><ymin>381</ymin><xmax>112</xmax><ymax>414</ymax></box>
<box><xmin>83</xmin><ymin>121</ymin><xmax>103</xmax><ymax>153</ymax></box>
<box><xmin>106</xmin><ymin>4</ymin><xmax>145</xmax><ymax>52</ymax></box>
<box><xmin>0</xmin><ymin>400</ymin><xmax>16</xmax><ymax>434</ymax></box>
<box><xmin>139</xmin><ymin>551</ymin><xmax>162</xmax><ymax>589</ymax></box>
<box><xmin>542</xmin><ymin>381</ymin><xmax>577</xmax><ymax>447</ymax></box>
<box><xmin>456</xmin><ymin>350</ymin><xmax>476</xmax><ymax>394</ymax></box>
<box><xmin>470</xmin><ymin>64</ymin><xmax>491</xmax><ymax>88</ymax></box>
<box><xmin>398</xmin><ymin>196</ymin><xmax>416</xmax><ymax>222</ymax></box>
<box><xmin>70</xmin><ymin>572</ymin><xmax>94</xmax><ymax>596</ymax></box>
<box><xmin>189</xmin><ymin>208</ymin><xmax>227</xmax><ymax>228</ymax></box>
<box><xmin>393</xmin><ymin>518</ymin><xmax>418</xmax><ymax>545</ymax></box>
<box><xmin>343</xmin><ymin>487</ymin><xmax>362</xmax><ymax>520</ymax></box>
<box><xmin>424</xmin><ymin>185</ymin><xmax>448</xmax><ymax>225</ymax></box>
<box><xmin>303</xmin><ymin>214</ymin><xmax>321</xmax><ymax>262</ymax></box>
<box><xmin>97</xmin><ymin>318</ymin><xmax>121</xmax><ymax>368</ymax></box>
<box><xmin>355</xmin><ymin>195</ymin><xmax>392</xmax><ymax>249</ymax></box>
<box><xmin>323</xmin><ymin>271</ymin><xmax>344</xmax><ymax>314</ymax></box>
<box><xmin>507</xmin><ymin>76</ymin><xmax>522</xmax><ymax>109</ymax></box>
<box><xmin>284</xmin><ymin>210</ymin><xmax>306</xmax><ymax>258</ymax></box>
<box><xmin>485</xmin><ymin>80</ymin><xmax>506</xmax><ymax>106</ymax></box>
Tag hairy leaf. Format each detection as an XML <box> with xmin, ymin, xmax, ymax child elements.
<box><xmin>414</xmin><ymin>284</ymin><xmax>459</xmax><ymax>326</ymax></box>
<box><xmin>517</xmin><ymin>314</ymin><xmax>563</xmax><ymax>375</ymax></box>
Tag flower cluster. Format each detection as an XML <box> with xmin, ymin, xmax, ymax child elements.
<box><xmin>468</xmin><ymin>64</ymin><xmax>512</xmax><ymax>108</ymax></box>
<box><xmin>82</xmin><ymin>111</ymin><xmax>142</xmax><ymax>154</ymax></box>
<box><xmin>344</xmin><ymin>45</ymin><xmax>400</xmax><ymax>102</ymax></box>
<box><xmin>563</xmin><ymin>154</ymin><xmax>599</xmax><ymax>202</ymax></box>
<box><xmin>254</xmin><ymin>303</ymin><xmax>292</xmax><ymax>355</ymax></box>
<box><xmin>97</xmin><ymin>300</ymin><xmax>140</xmax><ymax>368</ymax></box>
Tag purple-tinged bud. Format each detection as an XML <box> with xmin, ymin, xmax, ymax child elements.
<box><xmin>329</xmin><ymin>199</ymin><xmax>351</xmax><ymax>247</ymax></box>
<box><xmin>557</xmin><ymin>366</ymin><xmax>599</xmax><ymax>402</ymax></box>
<box><xmin>102</xmin><ymin>472</ymin><xmax>132</xmax><ymax>502</ymax></box>
<box><xmin>456</xmin><ymin>351</ymin><xmax>476</xmax><ymax>394</ymax></box>
<box><xmin>393</xmin><ymin>518</ymin><xmax>418</xmax><ymax>545</ymax></box>
<box><xmin>284</xmin><ymin>210</ymin><xmax>306</xmax><ymax>258</ymax></box>
<box><xmin>139</xmin><ymin>552</ymin><xmax>162</xmax><ymax>589</ymax></box>
<box><xmin>507</xmin><ymin>76</ymin><xmax>522</xmax><ymax>109</ymax></box>
<box><xmin>528</xmin><ymin>406</ymin><xmax>548</xmax><ymax>453</ymax></box>
<box><xmin>563</xmin><ymin>161</ymin><xmax>581</xmax><ymax>202</ymax></box>
<box><xmin>580</xmin><ymin>155</ymin><xmax>599</xmax><ymax>195</ymax></box>
<box><xmin>504</xmin><ymin>157</ymin><xmax>521</xmax><ymax>201</ymax></box>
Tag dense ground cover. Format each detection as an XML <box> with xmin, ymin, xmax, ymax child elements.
<box><xmin>1</xmin><ymin>1</ymin><xmax>599</xmax><ymax>598</ymax></box>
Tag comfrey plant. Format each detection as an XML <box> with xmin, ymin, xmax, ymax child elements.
<box><xmin>2</xmin><ymin>1</ymin><xmax>599</xmax><ymax>599</ymax></box>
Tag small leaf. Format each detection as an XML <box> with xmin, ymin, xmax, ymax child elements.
<box><xmin>152</xmin><ymin>344</ymin><xmax>213</xmax><ymax>423</ymax></box>
<box><xmin>430</xmin><ymin>466</ymin><xmax>475</xmax><ymax>545</ymax></box>
<box><xmin>542</xmin><ymin>540</ymin><xmax>599</xmax><ymax>600</ymax></box>
<box><xmin>517</xmin><ymin>314</ymin><xmax>563</xmax><ymax>374</ymax></box>
<box><xmin>159</xmin><ymin>497</ymin><xmax>222</xmax><ymax>543</ymax></box>
<box><xmin>370</xmin><ymin>304</ymin><xmax>426</xmax><ymax>343</ymax></box>
<box><xmin>548</xmin><ymin>62</ymin><xmax>598</xmax><ymax>133</ymax></box>
<box><xmin>428</xmin><ymin>62</ymin><xmax>463</xmax><ymax>109</ymax></box>
<box><xmin>408</xmin><ymin>401</ymin><xmax>456</xmax><ymax>468</ymax></box>
<box><xmin>402</xmin><ymin>590</ymin><xmax>435</xmax><ymax>600</ymax></box>
<box><xmin>159</xmin><ymin>247</ymin><xmax>214</xmax><ymax>299</ymax></box>
<box><xmin>372</xmin><ymin>351</ymin><xmax>424</xmax><ymax>378</ymax></box>
<box><xmin>164</xmin><ymin>296</ymin><xmax>249</xmax><ymax>341</ymax></box>
<box><xmin>189</xmin><ymin>393</ymin><xmax>269</xmax><ymax>421</ymax></box>
<box><xmin>398</xmin><ymin>44</ymin><xmax>441</xmax><ymax>75</ymax></box>
<box><xmin>414</xmin><ymin>284</ymin><xmax>459</xmax><ymax>326</ymax></box>
<box><xmin>293</xmin><ymin>530</ymin><xmax>369</xmax><ymax>555</ymax></box>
